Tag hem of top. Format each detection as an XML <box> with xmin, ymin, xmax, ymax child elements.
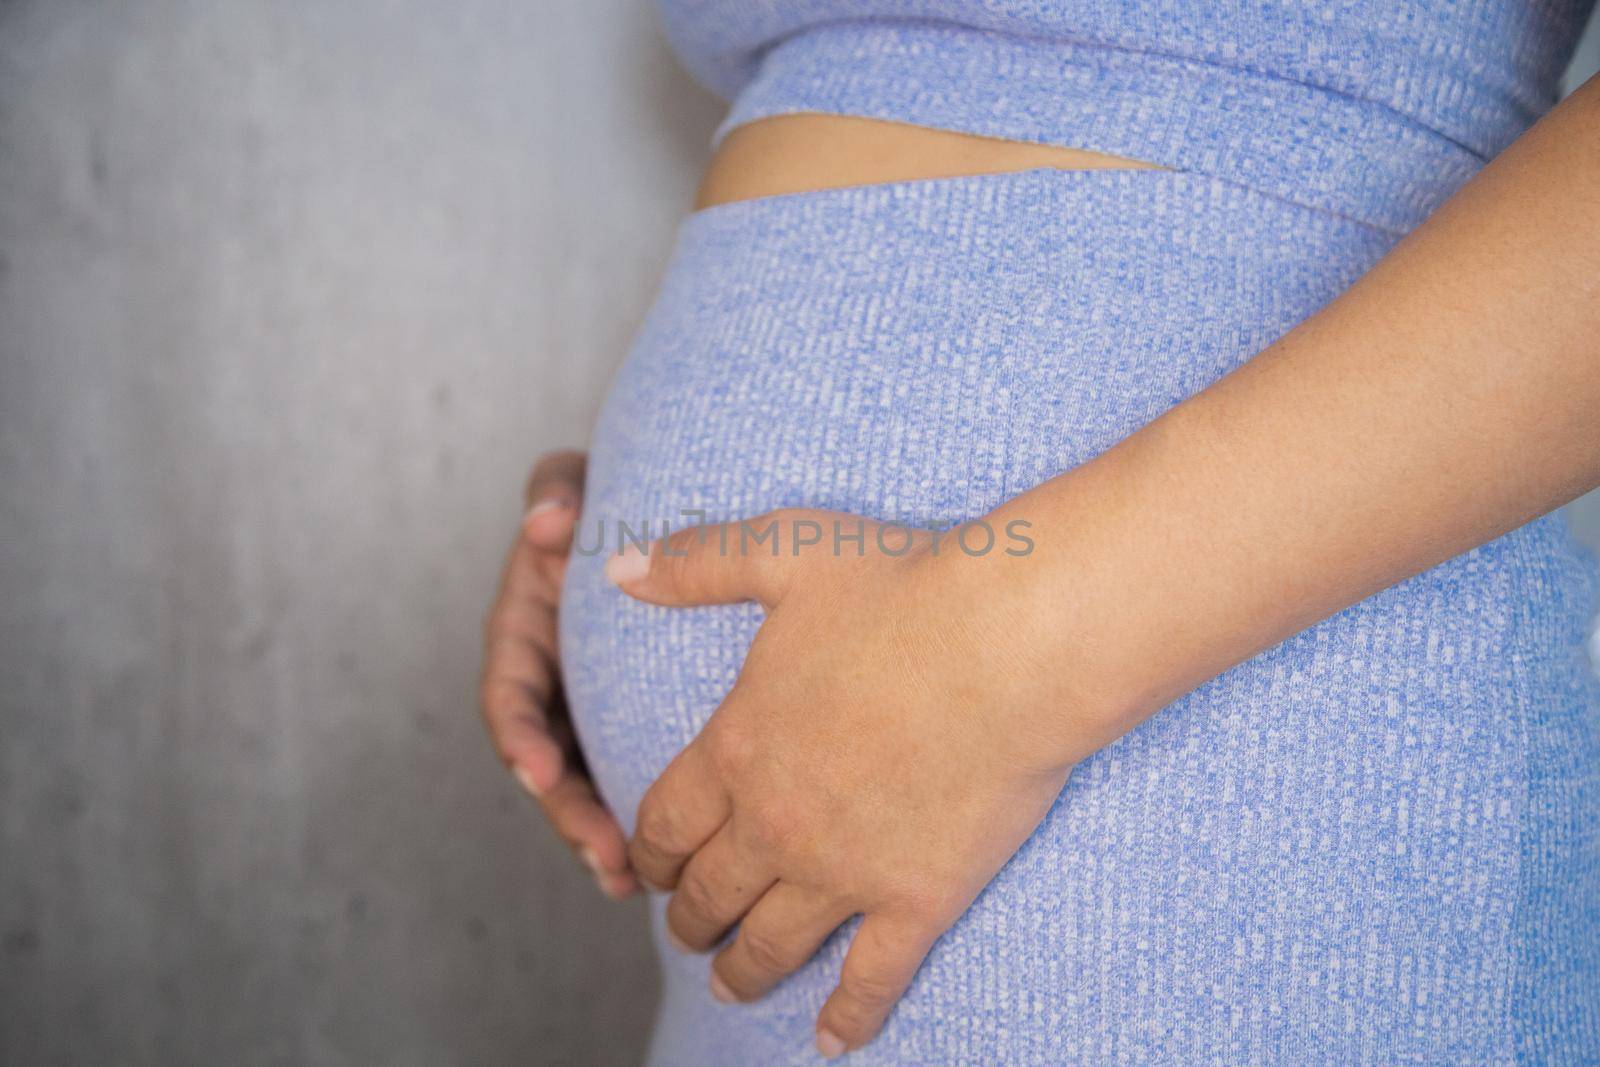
<box><xmin>709</xmin><ymin>18</ymin><xmax>1490</xmax><ymax>235</ymax></box>
<box><xmin>715</xmin><ymin>14</ymin><xmax>1496</xmax><ymax>162</ymax></box>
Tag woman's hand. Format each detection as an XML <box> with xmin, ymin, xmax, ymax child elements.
<box><xmin>480</xmin><ymin>450</ymin><xmax>637</xmax><ymax>899</ymax></box>
<box><xmin>607</xmin><ymin>76</ymin><xmax>1600</xmax><ymax>1058</ymax></box>
<box><xmin>607</xmin><ymin>510</ymin><xmax>1110</xmax><ymax>1057</ymax></box>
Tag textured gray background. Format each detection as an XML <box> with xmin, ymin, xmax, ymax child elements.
<box><xmin>2</xmin><ymin>3</ymin><xmax>1597</xmax><ymax>1065</ymax></box>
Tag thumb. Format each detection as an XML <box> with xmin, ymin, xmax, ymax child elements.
<box><xmin>604</xmin><ymin>510</ymin><xmax>819</xmax><ymax>608</ymax></box>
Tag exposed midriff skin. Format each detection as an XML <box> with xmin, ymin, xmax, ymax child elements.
<box><xmin>694</xmin><ymin>112</ymin><xmax>1165</xmax><ymax>210</ymax></box>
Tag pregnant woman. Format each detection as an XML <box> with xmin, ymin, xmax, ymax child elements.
<box><xmin>481</xmin><ymin>3</ymin><xmax>1600</xmax><ymax>1063</ymax></box>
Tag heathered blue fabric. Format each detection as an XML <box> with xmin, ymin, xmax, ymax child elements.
<box><xmin>560</xmin><ymin>169</ymin><xmax>1600</xmax><ymax>1064</ymax></box>
<box><xmin>563</xmin><ymin>5</ymin><xmax>1600</xmax><ymax>1060</ymax></box>
<box><xmin>654</xmin><ymin>1</ymin><xmax>1595</xmax><ymax>233</ymax></box>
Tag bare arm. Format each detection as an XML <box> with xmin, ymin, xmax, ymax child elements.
<box><xmin>612</xmin><ymin>76</ymin><xmax>1600</xmax><ymax>1058</ymax></box>
<box><xmin>990</xmin><ymin>74</ymin><xmax>1600</xmax><ymax>754</ymax></box>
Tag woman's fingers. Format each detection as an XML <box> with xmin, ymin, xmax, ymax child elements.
<box><xmin>481</xmin><ymin>613</ymin><xmax>636</xmax><ymax>895</ymax></box>
<box><xmin>518</xmin><ymin>450</ymin><xmax>585</xmax><ymax>595</ymax></box>
<box><xmin>480</xmin><ymin>676</ymin><xmax>564</xmax><ymax>788</ymax></box>
<box><xmin>711</xmin><ymin>884</ymin><xmax>852</xmax><ymax>1003</ymax></box>
<box><xmin>480</xmin><ymin>575</ymin><xmax>565</xmax><ymax>791</ymax></box>
<box><xmin>485</xmin><ymin>534</ymin><xmax>562</xmax><ymax>654</ymax></box>
<box><xmin>815</xmin><ymin>914</ymin><xmax>941</xmax><ymax>1058</ymax></box>
<box><xmin>523</xmin><ymin>502</ymin><xmax>577</xmax><ymax>592</ymax></box>
<box><xmin>629</xmin><ymin>739</ymin><xmax>730</xmax><ymax>891</ymax></box>
<box><xmin>605</xmin><ymin>510</ymin><xmax>825</xmax><ymax>609</ymax></box>
<box><xmin>665</xmin><ymin>822</ymin><xmax>777</xmax><ymax>951</ymax></box>
<box><xmin>541</xmin><ymin>773</ymin><xmax>639</xmax><ymax>899</ymax></box>
<box><xmin>496</xmin><ymin>512</ymin><xmax>568</xmax><ymax>609</ymax></box>
<box><xmin>483</xmin><ymin>650</ymin><xmax>636</xmax><ymax>897</ymax></box>
<box><xmin>480</xmin><ymin>449</ymin><xmax>637</xmax><ymax>898</ymax></box>
<box><xmin>482</xmin><ymin>607</ymin><xmax>558</xmax><ymax>706</ymax></box>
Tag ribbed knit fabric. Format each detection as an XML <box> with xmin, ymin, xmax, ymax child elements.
<box><xmin>655</xmin><ymin>1</ymin><xmax>1595</xmax><ymax>233</ymax></box>
<box><xmin>560</xmin><ymin>170</ymin><xmax>1600</xmax><ymax>1063</ymax></box>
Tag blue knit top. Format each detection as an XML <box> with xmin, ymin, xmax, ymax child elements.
<box><xmin>654</xmin><ymin>1</ymin><xmax>1595</xmax><ymax>232</ymax></box>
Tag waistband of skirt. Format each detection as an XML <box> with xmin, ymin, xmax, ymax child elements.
<box><xmin>712</xmin><ymin>19</ymin><xmax>1489</xmax><ymax>235</ymax></box>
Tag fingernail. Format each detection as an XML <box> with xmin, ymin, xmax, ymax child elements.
<box><xmin>666</xmin><ymin>927</ymin><xmax>693</xmax><ymax>953</ymax></box>
<box><xmin>597</xmin><ymin>874</ymin><xmax>633</xmax><ymax>900</ymax></box>
<box><xmin>816</xmin><ymin>1028</ymin><xmax>847</xmax><ymax>1059</ymax></box>
<box><xmin>580</xmin><ymin>847</ymin><xmax>603</xmax><ymax>876</ymax></box>
<box><xmin>523</xmin><ymin>499</ymin><xmax>573</xmax><ymax>538</ymax></box>
<box><xmin>512</xmin><ymin>765</ymin><xmax>543</xmax><ymax>799</ymax></box>
<box><xmin>525</xmin><ymin>498</ymin><xmax>566</xmax><ymax>518</ymax></box>
<box><xmin>709</xmin><ymin>972</ymin><xmax>737</xmax><ymax>1004</ymax></box>
<box><xmin>604</xmin><ymin>544</ymin><xmax>650</xmax><ymax>587</ymax></box>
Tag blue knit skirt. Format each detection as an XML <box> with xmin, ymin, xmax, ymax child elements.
<box><xmin>560</xmin><ymin>168</ymin><xmax>1600</xmax><ymax>1063</ymax></box>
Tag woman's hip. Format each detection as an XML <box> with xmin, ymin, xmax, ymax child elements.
<box><xmin>594</xmin><ymin>544</ymin><xmax>1600</xmax><ymax>1063</ymax></box>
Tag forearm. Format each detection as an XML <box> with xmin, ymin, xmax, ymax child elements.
<box><xmin>987</xmin><ymin>76</ymin><xmax>1600</xmax><ymax>754</ymax></box>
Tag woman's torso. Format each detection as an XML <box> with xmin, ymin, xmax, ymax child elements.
<box><xmin>559</xmin><ymin>5</ymin><xmax>1600</xmax><ymax>1062</ymax></box>
<box><xmin>665</xmin><ymin>0</ymin><xmax>1594</xmax><ymax>231</ymax></box>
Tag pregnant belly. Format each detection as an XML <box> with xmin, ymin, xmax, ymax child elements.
<box><xmin>564</xmin><ymin>167</ymin><xmax>1397</xmax><ymax>819</ymax></box>
<box><xmin>558</xmin><ymin>169</ymin><xmax>1600</xmax><ymax>1062</ymax></box>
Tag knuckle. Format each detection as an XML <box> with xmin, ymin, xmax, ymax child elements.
<box><xmin>740</xmin><ymin>925</ymin><xmax>799</xmax><ymax>975</ymax></box>
<box><xmin>675</xmin><ymin>869</ymin><xmax>724</xmax><ymax>922</ymax></box>
<box><xmin>625</xmin><ymin>837</ymin><xmax>675</xmax><ymax>889</ymax></box>
<box><xmin>660</xmin><ymin>545</ymin><xmax>694</xmax><ymax>589</ymax></box>
<box><xmin>706</xmin><ymin>723</ymin><xmax>754</xmax><ymax>776</ymax></box>
<box><xmin>623</xmin><ymin>836</ymin><xmax>653</xmax><ymax>876</ymax></box>
<box><xmin>742</xmin><ymin>802</ymin><xmax>799</xmax><ymax>855</ymax></box>
<box><xmin>478</xmin><ymin>679</ymin><xmax>523</xmax><ymax>722</ymax></box>
<box><xmin>635</xmin><ymin>793</ymin><xmax>684</xmax><ymax>854</ymax></box>
<box><xmin>840</xmin><ymin>963</ymin><xmax>900</xmax><ymax>1008</ymax></box>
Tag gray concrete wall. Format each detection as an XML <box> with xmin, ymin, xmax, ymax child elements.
<box><xmin>1</xmin><ymin>2</ymin><xmax>719</xmax><ymax>1064</ymax></box>
<box><xmin>2</xmin><ymin>3</ymin><xmax>1596</xmax><ymax>1065</ymax></box>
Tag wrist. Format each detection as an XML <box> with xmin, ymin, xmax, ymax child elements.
<box><xmin>913</xmin><ymin>508</ymin><xmax>1150</xmax><ymax>775</ymax></box>
<box><xmin>944</xmin><ymin>426</ymin><xmax>1213</xmax><ymax>767</ymax></box>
